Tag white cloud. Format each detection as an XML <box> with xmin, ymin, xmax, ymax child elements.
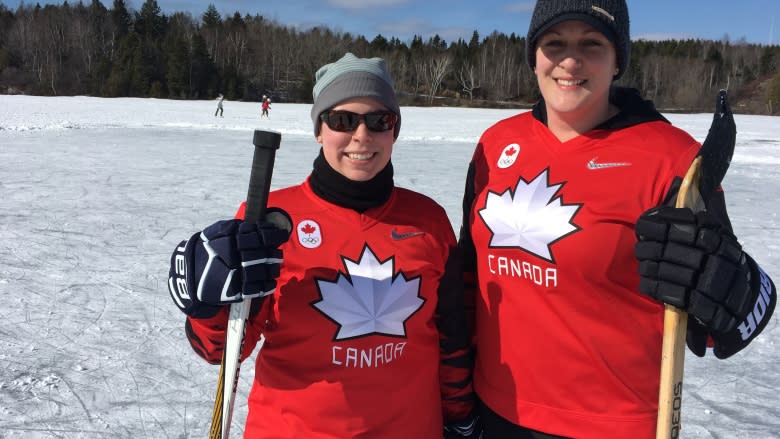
<box><xmin>502</xmin><ymin>2</ymin><xmax>535</xmax><ymax>13</ymax></box>
<box><xmin>327</xmin><ymin>0</ymin><xmax>409</xmax><ymax>10</ymax></box>
<box><xmin>377</xmin><ymin>17</ymin><xmax>428</xmax><ymax>37</ymax></box>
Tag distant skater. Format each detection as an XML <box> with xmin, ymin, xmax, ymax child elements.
<box><xmin>261</xmin><ymin>97</ymin><xmax>271</xmax><ymax>118</ymax></box>
<box><xmin>215</xmin><ymin>94</ymin><xmax>224</xmax><ymax>117</ymax></box>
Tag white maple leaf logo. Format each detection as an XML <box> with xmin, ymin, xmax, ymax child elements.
<box><xmin>479</xmin><ymin>169</ymin><xmax>581</xmax><ymax>262</ymax></box>
<box><xmin>312</xmin><ymin>245</ymin><xmax>424</xmax><ymax>340</ymax></box>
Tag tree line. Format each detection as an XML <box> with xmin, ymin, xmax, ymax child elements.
<box><xmin>2</xmin><ymin>0</ymin><xmax>780</xmax><ymax>113</ymax></box>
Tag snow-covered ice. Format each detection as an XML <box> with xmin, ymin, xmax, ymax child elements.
<box><xmin>0</xmin><ymin>95</ymin><xmax>777</xmax><ymax>438</ymax></box>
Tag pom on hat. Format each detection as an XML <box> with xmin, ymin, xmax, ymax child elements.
<box><xmin>526</xmin><ymin>0</ymin><xmax>631</xmax><ymax>80</ymax></box>
<box><xmin>310</xmin><ymin>53</ymin><xmax>401</xmax><ymax>138</ymax></box>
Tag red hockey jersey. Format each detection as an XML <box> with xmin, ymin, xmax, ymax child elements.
<box><xmin>463</xmin><ymin>111</ymin><xmax>700</xmax><ymax>438</ymax></box>
<box><xmin>187</xmin><ymin>179</ymin><xmax>472</xmax><ymax>438</ymax></box>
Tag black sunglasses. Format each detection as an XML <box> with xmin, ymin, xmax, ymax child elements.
<box><xmin>319</xmin><ymin>110</ymin><xmax>398</xmax><ymax>133</ymax></box>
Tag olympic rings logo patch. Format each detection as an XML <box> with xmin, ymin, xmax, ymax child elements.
<box><xmin>297</xmin><ymin>219</ymin><xmax>322</xmax><ymax>249</ymax></box>
<box><xmin>498</xmin><ymin>143</ymin><xmax>520</xmax><ymax>169</ymax></box>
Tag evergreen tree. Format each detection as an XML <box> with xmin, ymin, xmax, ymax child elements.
<box><xmin>129</xmin><ymin>40</ymin><xmax>155</xmax><ymax>96</ymax></box>
<box><xmin>410</xmin><ymin>35</ymin><xmax>424</xmax><ymax>52</ymax></box>
<box><xmin>83</xmin><ymin>0</ymin><xmax>111</xmax><ymax>95</ymax></box>
<box><xmin>135</xmin><ymin>0</ymin><xmax>166</xmax><ymax>39</ymax></box>
<box><xmin>469</xmin><ymin>30</ymin><xmax>480</xmax><ymax>49</ymax></box>
<box><xmin>189</xmin><ymin>33</ymin><xmax>216</xmax><ymax>98</ymax></box>
<box><xmin>202</xmin><ymin>4</ymin><xmax>221</xmax><ymax>28</ymax></box>
<box><xmin>105</xmin><ymin>32</ymin><xmax>139</xmax><ymax>96</ymax></box>
<box><xmin>201</xmin><ymin>3</ymin><xmax>222</xmax><ymax>68</ymax></box>
<box><xmin>759</xmin><ymin>46</ymin><xmax>780</xmax><ymax>76</ymax></box>
<box><xmin>165</xmin><ymin>34</ymin><xmax>189</xmax><ymax>98</ymax></box>
<box><xmin>370</xmin><ymin>34</ymin><xmax>389</xmax><ymax>52</ymax></box>
<box><xmin>0</xmin><ymin>4</ymin><xmax>15</xmax><ymax>72</ymax></box>
<box><xmin>429</xmin><ymin>34</ymin><xmax>446</xmax><ymax>50</ymax></box>
<box><xmin>110</xmin><ymin>0</ymin><xmax>131</xmax><ymax>38</ymax></box>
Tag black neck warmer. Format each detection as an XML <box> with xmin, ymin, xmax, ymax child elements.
<box><xmin>309</xmin><ymin>148</ymin><xmax>394</xmax><ymax>212</ymax></box>
<box><xmin>531</xmin><ymin>86</ymin><xmax>669</xmax><ymax>130</ymax></box>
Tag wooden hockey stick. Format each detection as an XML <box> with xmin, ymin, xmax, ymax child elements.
<box><xmin>656</xmin><ymin>90</ymin><xmax>735</xmax><ymax>438</ymax></box>
<box><xmin>209</xmin><ymin>130</ymin><xmax>282</xmax><ymax>439</ymax></box>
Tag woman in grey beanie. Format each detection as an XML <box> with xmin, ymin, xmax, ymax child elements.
<box><xmin>168</xmin><ymin>53</ymin><xmax>479</xmax><ymax>438</ymax></box>
<box><xmin>458</xmin><ymin>1</ymin><xmax>776</xmax><ymax>438</ymax></box>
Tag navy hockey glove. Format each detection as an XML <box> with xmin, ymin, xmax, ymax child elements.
<box><xmin>444</xmin><ymin>415</ymin><xmax>481</xmax><ymax>439</ymax></box>
<box><xmin>635</xmin><ymin>206</ymin><xmax>776</xmax><ymax>357</ymax></box>
<box><xmin>168</xmin><ymin>208</ymin><xmax>292</xmax><ymax>318</ymax></box>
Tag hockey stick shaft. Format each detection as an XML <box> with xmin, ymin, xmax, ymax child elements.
<box><xmin>656</xmin><ymin>90</ymin><xmax>735</xmax><ymax>438</ymax></box>
<box><xmin>655</xmin><ymin>158</ymin><xmax>701</xmax><ymax>439</ymax></box>
<box><xmin>209</xmin><ymin>130</ymin><xmax>282</xmax><ymax>439</ymax></box>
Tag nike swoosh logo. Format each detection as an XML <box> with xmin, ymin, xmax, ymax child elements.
<box><xmin>391</xmin><ymin>229</ymin><xmax>425</xmax><ymax>240</ymax></box>
<box><xmin>587</xmin><ymin>158</ymin><xmax>632</xmax><ymax>170</ymax></box>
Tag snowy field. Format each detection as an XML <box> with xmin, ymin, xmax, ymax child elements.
<box><xmin>0</xmin><ymin>95</ymin><xmax>778</xmax><ymax>438</ymax></box>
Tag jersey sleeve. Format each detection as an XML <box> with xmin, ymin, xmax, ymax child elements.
<box><xmin>185</xmin><ymin>298</ymin><xmax>266</xmax><ymax>364</ymax></box>
<box><xmin>444</xmin><ymin>145</ymin><xmax>489</xmax><ymax>423</ymax></box>
<box><xmin>185</xmin><ymin>310</ymin><xmax>228</xmax><ymax>364</ymax></box>
<box><xmin>436</xmin><ymin>243</ymin><xmax>475</xmax><ymax>423</ymax></box>
<box><xmin>458</xmin><ymin>145</ymin><xmax>486</xmax><ymax>338</ymax></box>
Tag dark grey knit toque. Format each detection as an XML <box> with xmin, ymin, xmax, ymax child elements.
<box><xmin>526</xmin><ymin>0</ymin><xmax>631</xmax><ymax>80</ymax></box>
<box><xmin>311</xmin><ymin>53</ymin><xmax>401</xmax><ymax>139</ymax></box>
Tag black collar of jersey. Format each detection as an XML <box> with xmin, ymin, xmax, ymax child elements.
<box><xmin>532</xmin><ymin>86</ymin><xmax>670</xmax><ymax>130</ymax></box>
<box><xmin>309</xmin><ymin>148</ymin><xmax>394</xmax><ymax>213</ymax></box>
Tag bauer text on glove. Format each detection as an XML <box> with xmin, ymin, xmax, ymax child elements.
<box><xmin>635</xmin><ymin>206</ymin><xmax>776</xmax><ymax>358</ymax></box>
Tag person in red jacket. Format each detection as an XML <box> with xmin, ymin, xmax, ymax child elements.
<box><xmin>458</xmin><ymin>1</ymin><xmax>777</xmax><ymax>438</ymax></box>
<box><xmin>261</xmin><ymin>97</ymin><xmax>271</xmax><ymax>118</ymax></box>
<box><xmin>168</xmin><ymin>53</ymin><xmax>477</xmax><ymax>438</ymax></box>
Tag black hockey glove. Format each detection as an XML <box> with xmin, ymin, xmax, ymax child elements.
<box><xmin>444</xmin><ymin>415</ymin><xmax>481</xmax><ymax>439</ymax></box>
<box><xmin>635</xmin><ymin>205</ymin><xmax>777</xmax><ymax>358</ymax></box>
<box><xmin>167</xmin><ymin>208</ymin><xmax>292</xmax><ymax>318</ymax></box>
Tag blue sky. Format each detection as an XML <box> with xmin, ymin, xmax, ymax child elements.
<box><xmin>6</xmin><ymin>0</ymin><xmax>780</xmax><ymax>45</ymax></box>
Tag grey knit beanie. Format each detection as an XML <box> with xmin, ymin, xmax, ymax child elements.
<box><xmin>526</xmin><ymin>0</ymin><xmax>631</xmax><ymax>80</ymax></box>
<box><xmin>311</xmin><ymin>53</ymin><xmax>401</xmax><ymax>138</ymax></box>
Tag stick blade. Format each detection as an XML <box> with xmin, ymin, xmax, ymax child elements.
<box><xmin>698</xmin><ymin>89</ymin><xmax>736</xmax><ymax>200</ymax></box>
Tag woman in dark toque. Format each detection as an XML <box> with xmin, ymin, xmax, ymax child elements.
<box><xmin>458</xmin><ymin>1</ymin><xmax>776</xmax><ymax>438</ymax></box>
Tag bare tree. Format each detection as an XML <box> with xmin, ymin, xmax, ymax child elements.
<box><xmin>458</xmin><ymin>62</ymin><xmax>480</xmax><ymax>100</ymax></box>
<box><xmin>423</xmin><ymin>54</ymin><xmax>451</xmax><ymax>104</ymax></box>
